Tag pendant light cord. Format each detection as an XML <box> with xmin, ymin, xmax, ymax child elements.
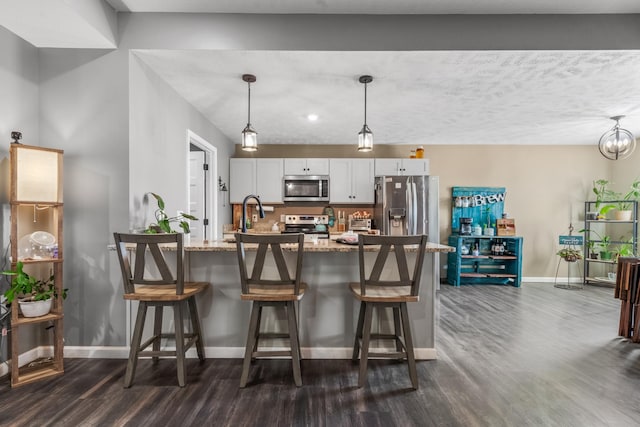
<box><xmin>247</xmin><ymin>80</ymin><xmax>251</xmax><ymax>127</ymax></box>
<box><xmin>363</xmin><ymin>81</ymin><xmax>368</xmax><ymax>126</ymax></box>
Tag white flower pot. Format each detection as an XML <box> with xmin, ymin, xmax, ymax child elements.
<box><xmin>614</xmin><ymin>210</ymin><xmax>632</xmax><ymax>221</ymax></box>
<box><xmin>19</xmin><ymin>298</ymin><xmax>52</xmax><ymax>318</ymax></box>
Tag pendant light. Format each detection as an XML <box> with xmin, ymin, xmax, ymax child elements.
<box><xmin>598</xmin><ymin>115</ymin><xmax>636</xmax><ymax>160</ymax></box>
<box><xmin>241</xmin><ymin>74</ymin><xmax>258</xmax><ymax>151</ymax></box>
<box><xmin>357</xmin><ymin>75</ymin><xmax>373</xmax><ymax>152</ymax></box>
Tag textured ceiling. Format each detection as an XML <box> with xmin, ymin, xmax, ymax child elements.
<box><xmin>134</xmin><ymin>50</ymin><xmax>640</xmax><ymax>146</ymax></box>
<box><xmin>107</xmin><ymin>0</ymin><xmax>640</xmax><ymax>14</ymax></box>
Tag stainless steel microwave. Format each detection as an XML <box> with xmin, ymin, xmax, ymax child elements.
<box><xmin>283</xmin><ymin>175</ymin><xmax>329</xmax><ymax>202</ymax></box>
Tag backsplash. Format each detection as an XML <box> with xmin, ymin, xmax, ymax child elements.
<box><xmin>230</xmin><ymin>203</ymin><xmax>375</xmax><ymax>233</ymax></box>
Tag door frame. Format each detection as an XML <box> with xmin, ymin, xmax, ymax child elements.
<box><xmin>186</xmin><ymin>129</ymin><xmax>218</xmax><ymax>240</ymax></box>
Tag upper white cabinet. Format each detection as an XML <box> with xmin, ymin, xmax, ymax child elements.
<box><xmin>284</xmin><ymin>158</ymin><xmax>330</xmax><ymax>176</ymax></box>
<box><xmin>256</xmin><ymin>158</ymin><xmax>284</xmax><ymax>203</ymax></box>
<box><xmin>329</xmin><ymin>158</ymin><xmax>374</xmax><ymax>204</ymax></box>
<box><xmin>374</xmin><ymin>158</ymin><xmax>429</xmax><ymax>176</ymax></box>
<box><xmin>230</xmin><ymin>158</ymin><xmax>284</xmax><ymax>203</ymax></box>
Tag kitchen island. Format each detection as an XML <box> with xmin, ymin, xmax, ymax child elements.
<box><xmin>119</xmin><ymin>238</ymin><xmax>454</xmax><ymax>360</ymax></box>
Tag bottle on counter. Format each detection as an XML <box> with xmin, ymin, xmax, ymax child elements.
<box><xmin>472</xmin><ymin>242</ymin><xmax>480</xmax><ymax>256</ymax></box>
<box><xmin>416</xmin><ymin>146</ymin><xmax>424</xmax><ymax>158</ymax></box>
<box><xmin>409</xmin><ymin>149</ymin><xmax>416</xmax><ymax>159</ymax></box>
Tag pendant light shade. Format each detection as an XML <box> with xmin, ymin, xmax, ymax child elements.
<box><xmin>598</xmin><ymin>115</ymin><xmax>636</xmax><ymax>160</ymax></box>
<box><xmin>358</xmin><ymin>75</ymin><xmax>373</xmax><ymax>152</ymax></box>
<box><xmin>241</xmin><ymin>74</ymin><xmax>258</xmax><ymax>151</ymax></box>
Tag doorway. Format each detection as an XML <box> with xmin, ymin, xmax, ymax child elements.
<box><xmin>186</xmin><ymin>130</ymin><xmax>218</xmax><ymax>241</ymax></box>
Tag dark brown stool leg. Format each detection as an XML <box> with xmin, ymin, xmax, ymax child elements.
<box><xmin>188</xmin><ymin>296</ymin><xmax>206</xmax><ymax>361</ymax></box>
<box><xmin>400</xmin><ymin>302</ymin><xmax>418</xmax><ymax>389</ymax></box>
<box><xmin>358</xmin><ymin>302</ymin><xmax>374</xmax><ymax>388</ymax></box>
<box><xmin>352</xmin><ymin>301</ymin><xmax>365</xmax><ymax>361</ymax></box>
<box><xmin>287</xmin><ymin>301</ymin><xmax>302</xmax><ymax>387</ymax></box>
<box><xmin>152</xmin><ymin>306</ymin><xmax>163</xmax><ymax>364</ymax></box>
<box><xmin>125</xmin><ymin>302</ymin><xmax>147</xmax><ymax>388</ymax></box>
<box><xmin>174</xmin><ymin>301</ymin><xmax>186</xmax><ymax>387</ymax></box>
<box><xmin>240</xmin><ymin>302</ymin><xmax>261</xmax><ymax>388</ymax></box>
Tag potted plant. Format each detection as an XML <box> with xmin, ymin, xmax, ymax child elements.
<box><xmin>592</xmin><ymin>179</ymin><xmax>615</xmax><ymax>219</ymax></box>
<box><xmin>144</xmin><ymin>192</ymin><xmax>198</xmax><ymax>234</ymax></box>
<box><xmin>2</xmin><ymin>261</ymin><xmax>67</xmax><ymax>317</ymax></box>
<box><xmin>557</xmin><ymin>248</ymin><xmax>583</xmax><ymax>262</ymax></box>
<box><xmin>586</xmin><ymin>240</ymin><xmax>598</xmax><ymax>259</ymax></box>
<box><xmin>616</xmin><ymin>236</ymin><xmax>636</xmax><ymax>259</ymax></box>
<box><xmin>611</xmin><ymin>179</ymin><xmax>640</xmax><ymax>221</ymax></box>
<box><xmin>580</xmin><ymin>228</ymin><xmax>614</xmax><ymax>260</ymax></box>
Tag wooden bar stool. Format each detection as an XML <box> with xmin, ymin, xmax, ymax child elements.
<box><xmin>235</xmin><ymin>232</ymin><xmax>306</xmax><ymax>387</ymax></box>
<box><xmin>350</xmin><ymin>234</ymin><xmax>428</xmax><ymax>389</ymax></box>
<box><xmin>113</xmin><ymin>233</ymin><xmax>209</xmax><ymax>387</ymax></box>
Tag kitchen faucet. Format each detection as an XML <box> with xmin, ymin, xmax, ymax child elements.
<box><xmin>241</xmin><ymin>194</ymin><xmax>265</xmax><ymax>233</ymax></box>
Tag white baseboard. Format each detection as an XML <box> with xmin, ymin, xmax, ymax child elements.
<box><xmin>522</xmin><ymin>277</ymin><xmax>583</xmax><ymax>283</ymax></box>
<box><xmin>0</xmin><ymin>345</ymin><xmax>438</xmax><ymax>370</ymax></box>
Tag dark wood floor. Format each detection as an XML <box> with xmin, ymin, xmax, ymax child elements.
<box><xmin>3</xmin><ymin>283</ymin><xmax>640</xmax><ymax>426</ymax></box>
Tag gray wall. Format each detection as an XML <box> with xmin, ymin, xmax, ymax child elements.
<box><xmin>38</xmin><ymin>48</ymin><xmax>130</xmax><ymax>346</ymax></box>
<box><xmin>0</xmin><ymin>26</ymin><xmax>41</xmax><ymax>359</ymax></box>
<box><xmin>129</xmin><ymin>53</ymin><xmax>234</xmax><ymax>236</ymax></box>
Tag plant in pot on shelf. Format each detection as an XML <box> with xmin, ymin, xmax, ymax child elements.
<box><xmin>592</xmin><ymin>179</ymin><xmax>615</xmax><ymax>219</ymax></box>
<box><xmin>2</xmin><ymin>261</ymin><xmax>68</xmax><ymax>318</ymax></box>
<box><xmin>611</xmin><ymin>178</ymin><xmax>640</xmax><ymax>221</ymax></box>
<box><xmin>557</xmin><ymin>248</ymin><xmax>583</xmax><ymax>262</ymax></box>
<box><xmin>580</xmin><ymin>228</ymin><xmax>614</xmax><ymax>260</ymax></box>
<box><xmin>144</xmin><ymin>192</ymin><xmax>198</xmax><ymax>234</ymax></box>
<box><xmin>616</xmin><ymin>236</ymin><xmax>636</xmax><ymax>260</ymax></box>
<box><xmin>586</xmin><ymin>240</ymin><xmax>598</xmax><ymax>259</ymax></box>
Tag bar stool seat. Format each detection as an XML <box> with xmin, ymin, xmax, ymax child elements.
<box><xmin>350</xmin><ymin>234</ymin><xmax>428</xmax><ymax>390</ymax></box>
<box><xmin>113</xmin><ymin>232</ymin><xmax>209</xmax><ymax>388</ymax></box>
<box><xmin>235</xmin><ymin>232</ymin><xmax>306</xmax><ymax>388</ymax></box>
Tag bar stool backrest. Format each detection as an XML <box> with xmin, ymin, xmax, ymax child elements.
<box><xmin>358</xmin><ymin>234</ymin><xmax>428</xmax><ymax>297</ymax></box>
<box><xmin>235</xmin><ymin>233</ymin><xmax>305</xmax><ymax>295</ymax></box>
<box><xmin>113</xmin><ymin>233</ymin><xmax>184</xmax><ymax>295</ymax></box>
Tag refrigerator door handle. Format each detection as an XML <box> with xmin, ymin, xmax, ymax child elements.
<box><xmin>411</xmin><ymin>180</ymin><xmax>418</xmax><ymax>235</ymax></box>
<box><xmin>405</xmin><ymin>178</ymin><xmax>412</xmax><ymax>235</ymax></box>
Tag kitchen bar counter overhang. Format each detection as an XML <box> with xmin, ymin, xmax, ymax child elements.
<box><xmin>111</xmin><ymin>238</ymin><xmax>454</xmax><ymax>360</ymax></box>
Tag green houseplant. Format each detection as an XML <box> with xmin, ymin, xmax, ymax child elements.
<box><xmin>580</xmin><ymin>228</ymin><xmax>614</xmax><ymax>260</ymax></box>
<box><xmin>617</xmin><ymin>236</ymin><xmax>636</xmax><ymax>259</ymax></box>
<box><xmin>592</xmin><ymin>179</ymin><xmax>615</xmax><ymax>219</ymax></box>
<box><xmin>557</xmin><ymin>248</ymin><xmax>583</xmax><ymax>262</ymax></box>
<box><xmin>2</xmin><ymin>261</ymin><xmax>67</xmax><ymax>317</ymax></box>
<box><xmin>611</xmin><ymin>178</ymin><xmax>640</xmax><ymax>218</ymax></box>
<box><xmin>145</xmin><ymin>192</ymin><xmax>198</xmax><ymax>234</ymax></box>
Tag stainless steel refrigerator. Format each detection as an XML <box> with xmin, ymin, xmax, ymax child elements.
<box><xmin>374</xmin><ymin>176</ymin><xmax>438</xmax><ymax>237</ymax></box>
<box><xmin>374</xmin><ymin>175</ymin><xmax>440</xmax><ymax>284</ymax></box>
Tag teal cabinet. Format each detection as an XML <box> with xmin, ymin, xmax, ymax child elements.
<box><xmin>447</xmin><ymin>235</ymin><xmax>523</xmax><ymax>287</ymax></box>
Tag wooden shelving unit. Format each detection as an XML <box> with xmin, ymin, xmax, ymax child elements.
<box><xmin>447</xmin><ymin>235</ymin><xmax>523</xmax><ymax>287</ymax></box>
<box><xmin>8</xmin><ymin>143</ymin><xmax>64</xmax><ymax>387</ymax></box>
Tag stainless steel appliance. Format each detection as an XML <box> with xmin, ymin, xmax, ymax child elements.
<box><xmin>374</xmin><ymin>175</ymin><xmax>440</xmax><ymax>284</ymax></box>
<box><xmin>282</xmin><ymin>214</ymin><xmax>330</xmax><ymax>240</ymax></box>
<box><xmin>348</xmin><ymin>217</ymin><xmax>372</xmax><ymax>232</ymax></box>
<box><xmin>459</xmin><ymin>217</ymin><xmax>472</xmax><ymax>235</ymax></box>
<box><xmin>283</xmin><ymin>176</ymin><xmax>329</xmax><ymax>202</ymax></box>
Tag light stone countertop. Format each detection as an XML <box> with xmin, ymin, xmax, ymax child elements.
<box><xmin>184</xmin><ymin>238</ymin><xmax>455</xmax><ymax>253</ymax></box>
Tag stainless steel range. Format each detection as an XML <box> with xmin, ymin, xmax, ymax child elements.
<box><xmin>282</xmin><ymin>214</ymin><xmax>330</xmax><ymax>239</ymax></box>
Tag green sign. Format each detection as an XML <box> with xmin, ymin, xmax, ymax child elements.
<box><xmin>559</xmin><ymin>235</ymin><xmax>583</xmax><ymax>245</ymax></box>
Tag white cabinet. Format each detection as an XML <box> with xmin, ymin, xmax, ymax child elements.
<box><xmin>230</xmin><ymin>158</ymin><xmax>284</xmax><ymax>203</ymax></box>
<box><xmin>284</xmin><ymin>158</ymin><xmax>329</xmax><ymax>176</ymax></box>
<box><xmin>330</xmin><ymin>158</ymin><xmax>374</xmax><ymax>203</ymax></box>
<box><xmin>256</xmin><ymin>158</ymin><xmax>284</xmax><ymax>203</ymax></box>
<box><xmin>374</xmin><ymin>158</ymin><xmax>429</xmax><ymax>176</ymax></box>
